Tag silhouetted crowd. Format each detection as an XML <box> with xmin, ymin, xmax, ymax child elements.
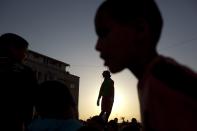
<box><xmin>79</xmin><ymin>116</ymin><xmax>141</xmax><ymax>131</ymax></box>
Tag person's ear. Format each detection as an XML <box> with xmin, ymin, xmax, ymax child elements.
<box><xmin>135</xmin><ymin>18</ymin><xmax>150</xmax><ymax>42</ymax></box>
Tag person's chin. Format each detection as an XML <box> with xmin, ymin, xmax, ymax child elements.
<box><xmin>107</xmin><ymin>64</ymin><xmax>124</xmax><ymax>74</ymax></box>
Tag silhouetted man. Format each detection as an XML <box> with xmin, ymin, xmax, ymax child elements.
<box><xmin>97</xmin><ymin>70</ymin><xmax>114</xmax><ymax>123</ymax></box>
<box><xmin>0</xmin><ymin>33</ymin><xmax>37</xmax><ymax>131</ymax></box>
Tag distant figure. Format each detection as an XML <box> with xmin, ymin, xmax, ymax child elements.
<box><xmin>97</xmin><ymin>70</ymin><xmax>114</xmax><ymax>123</ymax></box>
<box><xmin>94</xmin><ymin>0</ymin><xmax>197</xmax><ymax>131</ymax></box>
<box><xmin>78</xmin><ymin>115</ymin><xmax>105</xmax><ymax>131</ymax></box>
<box><xmin>106</xmin><ymin>118</ymin><xmax>119</xmax><ymax>131</ymax></box>
<box><xmin>0</xmin><ymin>33</ymin><xmax>37</xmax><ymax>131</ymax></box>
<box><xmin>28</xmin><ymin>80</ymin><xmax>82</xmax><ymax>131</ymax></box>
<box><xmin>122</xmin><ymin>118</ymin><xmax>141</xmax><ymax>131</ymax></box>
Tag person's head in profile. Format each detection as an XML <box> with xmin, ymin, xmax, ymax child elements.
<box><xmin>95</xmin><ymin>0</ymin><xmax>163</xmax><ymax>78</ymax></box>
<box><xmin>0</xmin><ymin>33</ymin><xmax>29</xmax><ymax>63</ymax></box>
<box><xmin>102</xmin><ymin>70</ymin><xmax>111</xmax><ymax>78</ymax></box>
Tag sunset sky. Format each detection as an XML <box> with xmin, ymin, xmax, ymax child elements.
<box><xmin>1</xmin><ymin>0</ymin><xmax>197</xmax><ymax>122</ymax></box>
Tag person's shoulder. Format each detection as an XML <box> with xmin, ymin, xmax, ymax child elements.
<box><xmin>152</xmin><ymin>56</ymin><xmax>197</xmax><ymax>82</ymax></box>
<box><xmin>110</xmin><ymin>78</ymin><xmax>114</xmax><ymax>84</ymax></box>
<box><xmin>20</xmin><ymin>63</ymin><xmax>36</xmax><ymax>76</ymax></box>
<box><xmin>152</xmin><ymin>56</ymin><xmax>197</xmax><ymax>99</ymax></box>
<box><xmin>21</xmin><ymin>63</ymin><xmax>37</xmax><ymax>83</ymax></box>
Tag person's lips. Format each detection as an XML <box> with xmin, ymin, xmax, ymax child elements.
<box><xmin>100</xmin><ymin>54</ymin><xmax>109</xmax><ymax>66</ymax></box>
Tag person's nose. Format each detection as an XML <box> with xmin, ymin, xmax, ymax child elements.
<box><xmin>95</xmin><ymin>38</ymin><xmax>103</xmax><ymax>52</ymax></box>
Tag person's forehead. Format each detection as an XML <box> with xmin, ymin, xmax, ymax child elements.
<box><xmin>95</xmin><ymin>10</ymin><xmax>112</xmax><ymax>24</ymax></box>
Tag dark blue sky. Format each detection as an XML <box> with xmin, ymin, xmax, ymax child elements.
<box><xmin>1</xmin><ymin>0</ymin><xmax>196</xmax><ymax>121</ymax></box>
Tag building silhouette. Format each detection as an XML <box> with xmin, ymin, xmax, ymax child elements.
<box><xmin>25</xmin><ymin>50</ymin><xmax>80</xmax><ymax>107</ymax></box>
